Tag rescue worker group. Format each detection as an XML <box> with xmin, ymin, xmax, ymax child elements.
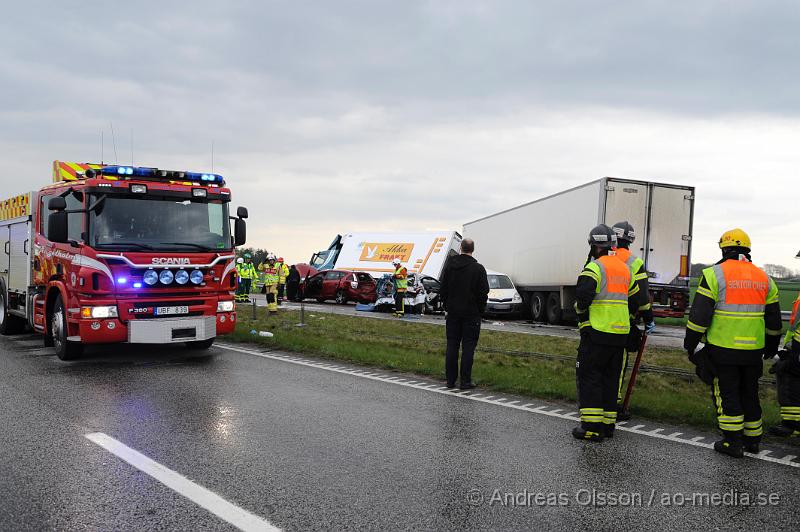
<box><xmin>232</xmin><ymin>224</ymin><xmax>800</xmax><ymax>459</ymax></box>
<box><xmin>575</xmin><ymin>223</ymin><xmax>799</xmax><ymax>459</ymax></box>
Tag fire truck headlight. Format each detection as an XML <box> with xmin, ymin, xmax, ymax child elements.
<box><xmin>81</xmin><ymin>306</ymin><xmax>118</xmax><ymax>319</ymax></box>
<box><xmin>192</xmin><ymin>188</ymin><xmax>207</xmax><ymax>198</ymax></box>
<box><xmin>190</xmin><ymin>270</ymin><xmax>204</xmax><ymax>285</ymax></box>
<box><xmin>159</xmin><ymin>270</ymin><xmax>174</xmax><ymax>285</ymax></box>
<box><xmin>130</xmin><ymin>184</ymin><xmax>147</xmax><ymax>194</ymax></box>
<box><xmin>143</xmin><ymin>270</ymin><xmax>159</xmax><ymax>286</ymax></box>
<box><xmin>174</xmin><ymin>269</ymin><xmax>189</xmax><ymax>285</ymax></box>
<box><xmin>217</xmin><ymin>300</ymin><xmax>235</xmax><ymax>312</ymax></box>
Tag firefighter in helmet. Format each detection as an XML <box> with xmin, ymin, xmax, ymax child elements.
<box><xmin>770</xmin><ymin>294</ymin><xmax>800</xmax><ymax>438</ymax></box>
<box><xmin>611</xmin><ymin>221</ymin><xmax>656</xmax><ymax>418</ymax></box>
<box><xmin>684</xmin><ymin>228</ymin><xmax>782</xmax><ymax>457</ymax></box>
<box><xmin>573</xmin><ymin>224</ymin><xmax>639</xmax><ymax>441</ymax></box>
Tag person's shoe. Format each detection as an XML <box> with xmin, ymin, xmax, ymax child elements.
<box><xmin>459</xmin><ymin>382</ymin><xmax>476</xmax><ymax>390</ymax></box>
<box><xmin>713</xmin><ymin>439</ymin><xmax>744</xmax><ymax>458</ymax></box>
<box><xmin>572</xmin><ymin>427</ymin><xmax>604</xmax><ymax>442</ymax></box>
<box><xmin>446</xmin><ymin>382</ymin><xmax>456</xmax><ymax>389</ymax></box>
<box><xmin>743</xmin><ymin>443</ymin><xmax>760</xmax><ymax>454</ymax></box>
<box><xmin>604</xmin><ymin>426</ymin><xmax>615</xmax><ymax>439</ymax></box>
<box><xmin>768</xmin><ymin>424</ymin><xmax>798</xmax><ymax>437</ymax></box>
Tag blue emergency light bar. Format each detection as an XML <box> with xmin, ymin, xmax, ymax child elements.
<box><xmin>94</xmin><ymin>166</ymin><xmax>225</xmax><ymax>185</ymax></box>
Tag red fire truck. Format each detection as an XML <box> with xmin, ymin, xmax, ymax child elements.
<box><xmin>0</xmin><ymin>161</ymin><xmax>248</xmax><ymax>360</ymax></box>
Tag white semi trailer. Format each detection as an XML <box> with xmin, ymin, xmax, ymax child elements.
<box><xmin>463</xmin><ymin>178</ymin><xmax>695</xmax><ymax>323</ymax></box>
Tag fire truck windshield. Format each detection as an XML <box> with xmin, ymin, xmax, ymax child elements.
<box><xmin>89</xmin><ymin>195</ymin><xmax>232</xmax><ymax>251</ymax></box>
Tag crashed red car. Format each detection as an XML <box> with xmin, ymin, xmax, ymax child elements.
<box><xmin>299</xmin><ymin>270</ymin><xmax>377</xmax><ymax>304</ymax></box>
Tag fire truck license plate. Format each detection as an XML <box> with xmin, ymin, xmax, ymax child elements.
<box><xmin>154</xmin><ymin>306</ymin><xmax>189</xmax><ymax>316</ymax></box>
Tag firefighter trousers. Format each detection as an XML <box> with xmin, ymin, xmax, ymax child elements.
<box><xmin>711</xmin><ymin>362</ymin><xmax>763</xmax><ymax>441</ymax></box>
<box><xmin>265</xmin><ymin>283</ymin><xmax>278</xmax><ymax>313</ymax></box>
<box><xmin>576</xmin><ymin>337</ymin><xmax>623</xmax><ymax>434</ymax></box>
<box><xmin>394</xmin><ymin>290</ymin><xmax>405</xmax><ymax>316</ymax></box>
<box><xmin>776</xmin><ymin>361</ymin><xmax>800</xmax><ymax>429</ymax></box>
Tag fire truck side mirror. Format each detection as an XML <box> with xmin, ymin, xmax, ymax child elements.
<box><xmin>48</xmin><ymin>211</ymin><xmax>68</xmax><ymax>244</ymax></box>
<box><xmin>234</xmin><ymin>218</ymin><xmax>247</xmax><ymax>247</ymax></box>
<box><xmin>48</xmin><ymin>197</ymin><xmax>67</xmax><ymax>211</ymax></box>
<box><xmin>236</xmin><ymin>206</ymin><xmax>249</xmax><ymax>219</ymax></box>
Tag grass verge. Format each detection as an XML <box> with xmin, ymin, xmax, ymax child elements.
<box><xmin>230</xmin><ymin>308</ymin><xmax>781</xmax><ymax>430</ymax></box>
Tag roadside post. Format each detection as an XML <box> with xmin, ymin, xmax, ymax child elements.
<box><xmin>297</xmin><ymin>300</ymin><xmax>306</xmax><ymax>328</ymax></box>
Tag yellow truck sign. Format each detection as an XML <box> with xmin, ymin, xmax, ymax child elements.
<box><xmin>359</xmin><ymin>243</ymin><xmax>415</xmax><ymax>262</ymax></box>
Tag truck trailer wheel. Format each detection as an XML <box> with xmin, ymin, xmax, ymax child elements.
<box><xmin>50</xmin><ymin>295</ymin><xmax>83</xmax><ymax>361</ymax></box>
<box><xmin>0</xmin><ymin>290</ymin><xmax>24</xmax><ymax>335</ymax></box>
<box><xmin>530</xmin><ymin>292</ymin><xmax>546</xmax><ymax>322</ymax></box>
<box><xmin>546</xmin><ymin>292</ymin><xmax>563</xmax><ymax>325</ymax></box>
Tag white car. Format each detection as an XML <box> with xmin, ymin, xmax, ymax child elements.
<box><xmin>484</xmin><ymin>270</ymin><xmax>524</xmax><ymax>317</ymax></box>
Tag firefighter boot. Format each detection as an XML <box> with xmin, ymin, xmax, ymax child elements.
<box><xmin>768</xmin><ymin>421</ymin><xmax>800</xmax><ymax>437</ymax></box>
<box><xmin>713</xmin><ymin>431</ymin><xmax>744</xmax><ymax>458</ymax></box>
<box><xmin>743</xmin><ymin>436</ymin><xmax>760</xmax><ymax>455</ymax></box>
<box><xmin>572</xmin><ymin>425</ymin><xmax>604</xmax><ymax>442</ymax></box>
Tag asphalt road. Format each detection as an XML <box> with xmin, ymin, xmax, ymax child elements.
<box><xmin>248</xmin><ymin>295</ymin><xmax>687</xmax><ymax>349</ymax></box>
<box><xmin>1</xmin><ymin>332</ymin><xmax>798</xmax><ymax>531</ymax></box>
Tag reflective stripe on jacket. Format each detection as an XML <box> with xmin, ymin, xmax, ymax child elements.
<box><xmin>259</xmin><ymin>263</ymin><xmax>280</xmax><ymax>285</ymax></box>
<box><xmin>696</xmin><ymin>259</ymin><xmax>778</xmax><ymax>350</ymax></box>
<box><xmin>580</xmin><ymin>255</ymin><xmax>636</xmax><ymax>335</ymax></box>
<box><xmin>394</xmin><ymin>266</ymin><xmax>408</xmax><ymax>292</ymax></box>
<box><xmin>278</xmin><ymin>263</ymin><xmax>289</xmax><ymax>283</ymax></box>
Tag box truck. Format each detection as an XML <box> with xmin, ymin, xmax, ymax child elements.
<box><xmin>463</xmin><ymin>178</ymin><xmax>694</xmax><ymax>323</ymax></box>
<box><xmin>307</xmin><ymin>231</ymin><xmax>462</xmax><ymax>280</ymax></box>
<box><xmin>0</xmin><ymin>161</ymin><xmax>248</xmax><ymax>360</ymax></box>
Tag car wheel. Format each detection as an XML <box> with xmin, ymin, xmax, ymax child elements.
<box><xmin>335</xmin><ymin>290</ymin><xmax>348</xmax><ymax>305</ymax></box>
<box><xmin>0</xmin><ymin>289</ymin><xmax>24</xmax><ymax>335</ymax></box>
<box><xmin>185</xmin><ymin>338</ymin><xmax>215</xmax><ymax>350</ymax></box>
<box><xmin>51</xmin><ymin>295</ymin><xmax>82</xmax><ymax>361</ymax></box>
<box><xmin>546</xmin><ymin>292</ymin><xmax>563</xmax><ymax>325</ymax></box>
<box><xmin>531</xmin><ymin>292</ymin><xmax>546</xmax><ymax>322</ymax></box>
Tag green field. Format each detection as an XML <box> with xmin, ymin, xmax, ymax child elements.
<box><xmin>231</xmin><ymin>308</ymin><xmax>784</xmax><ymax>432</ymax></box>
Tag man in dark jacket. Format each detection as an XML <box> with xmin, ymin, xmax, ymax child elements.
<box><xmin>286</xmin><ymin>265</ymin><xmax>301</xmax><ymax>302</ymax></box>
<box><xmin>439</xmin><ymin>238</ymin><xmax>490</xmax><ymax>390</ymax></box>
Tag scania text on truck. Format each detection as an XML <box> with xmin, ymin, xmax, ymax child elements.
<box><xmin>0</xmin><ymin>161</ymin><xmax>248</xmax><ymax>359</ymax></box>
<box><xmin>463</xmin><ymin>178</ymin><xmax>694</xmax><ymax>323</ymax></box>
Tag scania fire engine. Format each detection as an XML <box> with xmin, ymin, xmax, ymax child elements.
<box><xmin>0</xmin><ymin>161</ymin><xmax>248</xmax><ymax>360</ymax></box>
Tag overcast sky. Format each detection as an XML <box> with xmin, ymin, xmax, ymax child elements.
<box><xmin>2</xmin><ymin>1</ymin><xmax>800</xmax><ymax>268</ymax></box>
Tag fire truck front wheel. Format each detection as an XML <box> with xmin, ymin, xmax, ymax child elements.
<box><xmin>50</xmin><ymin>295</ymin><xmax>83</xmax><ymax>361</ymax></box>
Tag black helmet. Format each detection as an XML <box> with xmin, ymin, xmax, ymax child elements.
<box><xmin>588</xmin><ymin>224</ymin><xmax>617</xmax><ymax>249</ymax></box>
<box><xmin>612</xmin><ymin>221</ymin><xmax>636</xmax><ymax>243</ymax></box>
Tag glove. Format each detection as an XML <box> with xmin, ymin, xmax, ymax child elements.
<box><xmin>645</xmin><ymin>321</ymin><xmax>656</xmax><ymax>335</ymax></box>
<box><xmin>778</xmin><ymin>348</ymin><xmax>791</xmax><ymax>361</ymax></box>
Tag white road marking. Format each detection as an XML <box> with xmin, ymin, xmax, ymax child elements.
<box><xmin>217</xmin><ymin>343</ymin><xmax>800</xmax><ymax>470</ymax></box>
<box><xmin>85</xmin><ymin>432</ymin><xmax>280</xmax><ymax>532</ymax></box>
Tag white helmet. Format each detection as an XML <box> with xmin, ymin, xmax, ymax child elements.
<box><xmin>392</xmin><ymin>258</ymin><xmax>401</xmax><ymax>266</ymax></box>
<box><xmin>236</xmin><ymin>257</ymin><xmax>244</xmax><ymax>264</ymax></box>
<box><xmin>267</xmin><ymin>253</ymin><xmax>276</xmax><ymax>261</ymax></box>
